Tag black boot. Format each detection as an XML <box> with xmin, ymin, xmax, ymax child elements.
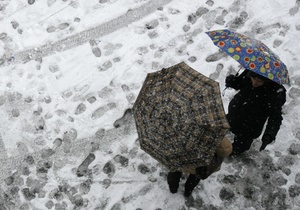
<box><xmin>184</xmin><ymin>174</ymin><xmax>200</xmax><ymax>197</ymax></box>
<box><xmin>167</xmin><ymin>171</ymin><xmax>182</xmax><ymax>193</ymax></box>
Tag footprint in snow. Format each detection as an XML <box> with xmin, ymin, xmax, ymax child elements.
<box><xmin>205</xmin><ymin>50</ymin><xmax>227</xmax><ymax>62</ymax></box>
<box><xmin>48</xmin><ymin>63</ymin><xmax>63</xmax><ymax>80</ymax></box>
<box><xmin>103</xmin><ymin>161</ymin><xmax>116</xmax><ymax>178</ymax></box>
<box><xmin>89</xmin><ymin>39</ymin><xmax>102</xmax><ymax>57</ymax></box>
<box><xmin>289</xmin><ymin>0</ymin><xmax>300</xmax><ymax>16</ymax></box>
<box><xmin>91</xmin><ymin>102</ymin><xmax>117</xmax><ymax>119</ymax></box>
<box><xmin>209</xmin><ymin>63</ymin><xmax>223</xmax><ymax>80</ymax></box>
<box><xmin>76</xmin><ymin>153</ymin><xmax>96</xmax><ymax>177</ymax></box>
<box><xmin>113</xmin><ymin>155</ymin><xmax>129</xmax><ymax>167</ymax></box>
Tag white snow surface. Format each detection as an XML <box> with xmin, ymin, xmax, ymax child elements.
<box><xmin>0</xmin><ymin>0</ymin><xmax>300</xmax><ymax>209</ymax></box>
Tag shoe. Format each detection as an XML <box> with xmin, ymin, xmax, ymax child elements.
<box><xmin>169</xmin><ymin>186</ymin><xmax>178</xmax><ymax>194</ymax></box>
<box><xmin>184</xmin><ymin>190</ymin><xmax>192</xmax><ymax>197</ymax></box>
<box><xmin>184</xmin><ymin>174</ymin><xmax>200</xmax><ymax>197</ymax></box>
<box><xmin>167</xmin><ymin>171</ymin><xmax>181</xmax><ymax>194</ymax></box>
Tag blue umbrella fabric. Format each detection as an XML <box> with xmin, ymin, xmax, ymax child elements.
<box><xmin>133</xmin><ymin>62</ymin><xmax>229</xmax><ymax>171</ymax></box>
<box><xmin>206</xmin><ymin>29</ymin><xmax>290</xmax><ymax>85</ymax></box>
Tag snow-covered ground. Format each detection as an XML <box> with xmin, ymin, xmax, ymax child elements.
<box><xmin>0</xmin><ymin>0</ymin><xmax>300</xmax><ymax>209</ymax></box>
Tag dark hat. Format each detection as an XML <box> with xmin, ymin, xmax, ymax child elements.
<box><xmin>247</xmin><ymin>70</ymin><xmax>268</xmax><ymax>81</ymax></box>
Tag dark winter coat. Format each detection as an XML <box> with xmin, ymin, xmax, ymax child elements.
<box><xmin>226</xmin><ymin>70</ymin><xmax>286</xmax><ymax>141</ymax></box>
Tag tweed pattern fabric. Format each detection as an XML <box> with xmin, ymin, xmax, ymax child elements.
<box><xmin>133</xmin><ymin>62</ymin><xmax>229</xmax><ymax>171</ymax></box>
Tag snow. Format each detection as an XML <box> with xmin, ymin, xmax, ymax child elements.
<box><xmin>0</xmin><ymin>0</ymin><xmax>300</xmax><ymax>209</ymax></box>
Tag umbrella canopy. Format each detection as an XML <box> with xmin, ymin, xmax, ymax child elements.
<box><xmin>206</xmin><ymin>29</ymin><xmax>290</xmax><ymax>85</ymax></box>
<box><xmin>133</xmin><ymin>62</ymin><xmax>230</xmax><ymax>171</ymax></box>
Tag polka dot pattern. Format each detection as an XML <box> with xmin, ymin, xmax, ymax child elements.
<box><xmin>206</xmin><ymin>29</ymin><xmax>290</xmax><ymax>85</ymax></box>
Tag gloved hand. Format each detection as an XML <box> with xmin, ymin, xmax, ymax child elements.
<box><xmin>260</xmin><ymin>135</ymin><xmax>273</xmax><ymax>151</ymax></box>
<box><xmin>225</xmin><ymin>75</ymin><xmax>237</xmax><ymax>87</ymax></box>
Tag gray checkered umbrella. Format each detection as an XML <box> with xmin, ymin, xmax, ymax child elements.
<box><xmin>133</xmin><ymin>62</ymin><xmax>229</xmax><ymax>171</ymax></box>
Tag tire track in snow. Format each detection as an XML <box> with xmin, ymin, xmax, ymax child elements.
<box><xmin>0</xmin><ymin>0</ymin><xmax>172</xmax><ymax>180</ymax></box>
<box><xmin>0</xmin><ymin>108</ymin><xmax>137</xmax><ymax>184</ymax></box>
<box><xmin>0</xmin><ymin>0</ymin><xmax>173</xmax><ymax>67</ymax></box>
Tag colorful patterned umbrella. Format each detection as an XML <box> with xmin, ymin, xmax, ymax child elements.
<box><xmin>133</xmin><ymin>62</ymin><xmax>230</xmax><ymax>171</ymax></box>
<box><xmin>206</xmin><ymin>29</ymin><xmax>290</xmax><ymax>85</ymax></box>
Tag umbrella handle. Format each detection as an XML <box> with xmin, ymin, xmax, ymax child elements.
<box><xmin>223</xmin><ymin>66</ymin><xmax>243</xmax><ymax>96</ymax></box>
<box><xmin>235</xmin><ymin>66</ymin><xmax>243</xmax><ymax>76</ymax></box>
<box><xmin>222</xmin><ymin>87</ymin><xmax>228</xmax><ymax>97</ymax></box>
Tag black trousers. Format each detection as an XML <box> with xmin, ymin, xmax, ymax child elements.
<box><xmin>167</xmin><ymin>171</ymin><xmax>200</xmax><ymax>195</ymax></box>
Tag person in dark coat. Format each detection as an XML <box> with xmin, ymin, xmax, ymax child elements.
<box><xmin>167</xmin><ymin>137</ymin><xmax>232</xmax><ymax>197</ymax></box>
<box><xmin>225</xmin><ymin>69</ymin><xmax>286</xmax><ymax>155</ymax></box>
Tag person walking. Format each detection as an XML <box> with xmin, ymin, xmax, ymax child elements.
<box><xmin>225</xmin><ymin>69</ymin><xmax>286</xmax><ymax>155</ymax></box>
<box><xmin>167</xmin><ymin>136</ymin><xmax>232</xmax><ymax>197</ymax></box>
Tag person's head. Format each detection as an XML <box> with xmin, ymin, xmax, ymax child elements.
<box><xmin>247</xmin><ymin>71</ymin><xmax>269</xmax><ymax>88</ymax></box>
<box><xmin>216</xmin><ymin>136</ymin><xmax>233</xmax><ymax>158</ymax></box>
